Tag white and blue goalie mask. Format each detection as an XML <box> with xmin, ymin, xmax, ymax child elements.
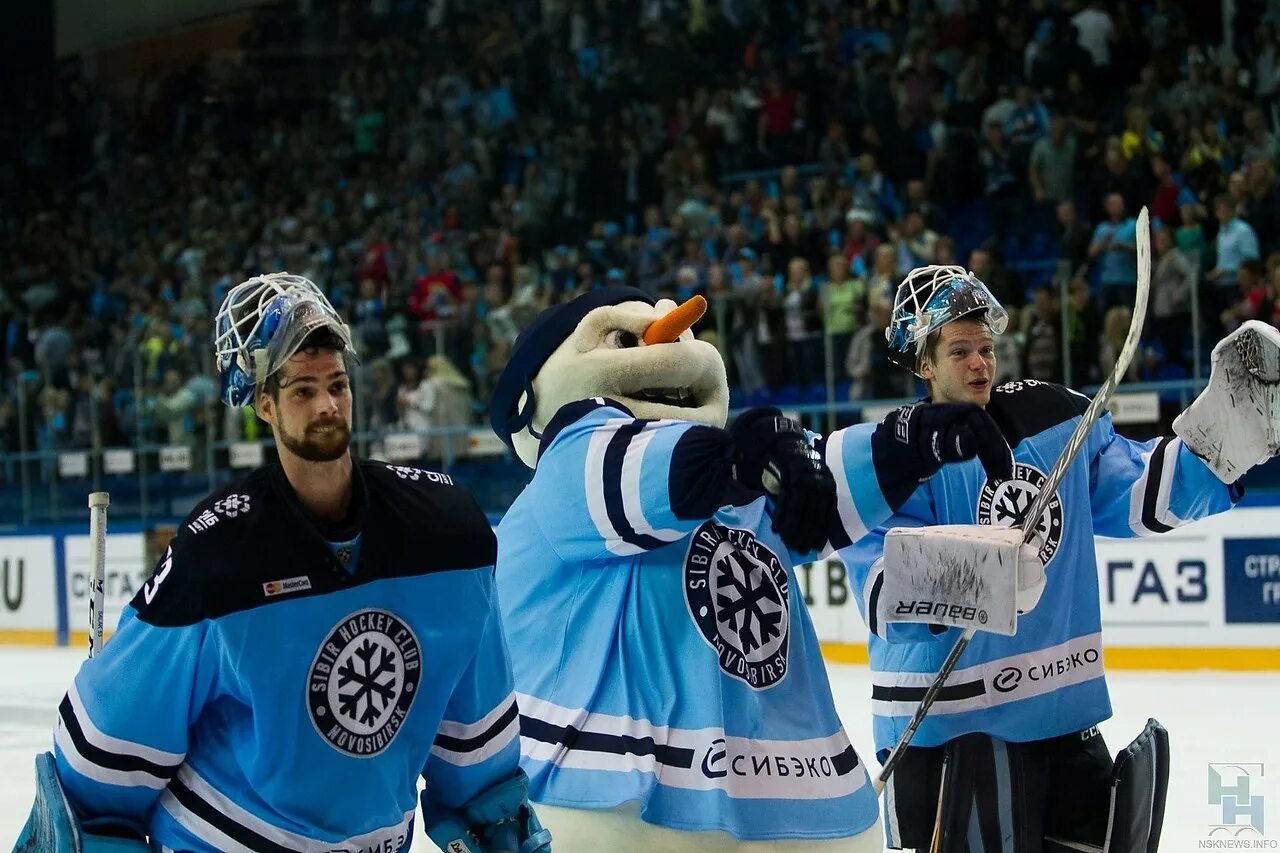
<box><xmin>885</xmin><ymin>265</ymin><xmax>1009</xmax><ymax>376</ymax></box>
<box><xmin>214</xmin><ymin>273</ymin><xmax>357</xmax><ymax>407</ymax></box>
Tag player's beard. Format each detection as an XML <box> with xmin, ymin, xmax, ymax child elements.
<box><xmin>279</xmin><ymin>416</ymin><xmax>351</xmax><ymax>462</ymax></box>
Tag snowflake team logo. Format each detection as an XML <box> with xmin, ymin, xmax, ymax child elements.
<box><xmin>307</xmin><ymin>609</ymin><xmax>421</xmax><ymax>757</ymax></box>
<box><xmin>684</xmin><ymin>521</ymin><xmax>790</xmax><ymax>689</ymax></box>
<box><xmin>213</xmin><ymin>494</ymin><xmax>251</xmax><ymax>518</ymax></box>
<box><xmin>976</xmin><ymin>462</ymin><xmax>1064</xmax><ymax>565</ymax></box>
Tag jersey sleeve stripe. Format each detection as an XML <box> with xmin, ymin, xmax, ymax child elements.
<box><xmin>434</xmin><ymin>690</ymin><xmax>519</xmax><ymax>741</ymax></box>
<box><xmin>165</xmin><ymin>776</ymin><xmax>294</xmax><ymax>853</ymax></box>
<box><xmin>159</xmin><ymin>764</ymin><xmax>418</xmax><ymax>852</ymax></box>
<box><xmin>1130</xmin><ymin>437</ymin><xmax>1180</xmax><ymax>535</ymax></box>
<box><xmin>622</xmin><ymin>422</ymin><xmax>686</xmax><ymax>543</ymax></box>
<box><xmin>54</xmin><ymin>721</ymin><xmax>170</xmax><ymax>791</ymax></box>
<box><xmin>432</xmin><ymin>698</ymin><xmax>520</xmax><ymax>756</ymax></box>
<box><xmin>602</xmin><ymin>420</ymin><xmax>669</xmax><ymax>551</ymax></box>
<box><xmin>583</xmin><ymin>420</ymin><xmax>638</xmax><ymax>555</ymax></box>
<box><xmin>866</xmin><ymin>564</ymin><xmax>885</xmax><ymax>639</ymax></box>
<box><xmin>825</xmin><ymin>427</ymin><xmax>887</xmax><ymax>549</ymax></box>
<box><xmin>54</xmin><ymin>695</ymin><xmax>180</xmax><ymax>787</ymax></box>
<box><xmin>65</xmin><ymin>682</ymin><xmax>185</xmax><ymax>766</ymax></box>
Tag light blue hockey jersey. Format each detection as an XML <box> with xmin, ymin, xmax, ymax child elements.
<box><xmin>53</xmin><ymin>461</ymin><xmax>522</xmax><ymax>851</ymax></box>
<box><xmin>495</xmin><ymin>398</ymin><xmax>892</xmax><ymax>841</ymax></box>
<box><xmin>838</xmin><ymin>380</ymin><xmax>1240</xmax><ymax>755</ymax></box>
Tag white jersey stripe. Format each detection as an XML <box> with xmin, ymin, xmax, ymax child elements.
<box><xmin>67</xmin><ymin>681</ymin><xmax>184</xmax><ymax>766</ymax></box>
<box><xmin>54</xmin><ymin>721</ymin><xmax>170</xmax><ymax>790</ymax></box>
<box><xmin>583</xmin><ymin>419</ymin><xmax>643</xmax><ymax>556</ymax></box>
<box><xmin>825</xmin><ymin>429</ymin><xmax>869</xmax><ymax>546</ymax></box>
<box><xmin>431</xmin><ymin>708</ymin><xmax>520</xmax><ymax>767</ymax></box>
<box><xmin>161</xmin><ymin>764</ymin><xmax>416</xmax><ymax>851</ymax></box>
<box><xmin>1153</xmin><ymin>437</ymin><xmax>1184</xmax><ymax>530</ymax></box>
<box><xmin>871</xmin><ymin>632</ymin><xmax>1104</xmax><ymax>719</ymax></box>
<box><xmin>516</xmin><ymin>693</ymin><xmax>866</xmax><ymax>801</ymax></box>
<box><xmin>622</xmin><ymin>422</ymin><xmax>686</xmax><ymax>544</ymax></box>
<box><xmin>435</xmin><ymin>691</ymin><xmax>518</xmax><ymax>740</ymax></box>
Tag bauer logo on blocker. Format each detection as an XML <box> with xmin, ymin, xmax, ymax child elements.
<box><xmin>1207</xmin><ymin>763</ymin><xmax>1266</xmax><ymax>838</ymax></box>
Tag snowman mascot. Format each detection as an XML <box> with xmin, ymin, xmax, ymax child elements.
<box><xmin>489</xmin><ymin>286</ymin><xmax>1014</xmax><ymax>851</ymax></box>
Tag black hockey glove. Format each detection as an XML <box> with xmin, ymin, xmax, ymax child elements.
<box><xmin>871</xmin><ymin>402</ymin><xmax>1014</xmax><ymax>510</ymax></box>
<box><xmin>730</xmin><ymin>407</ymin><xmax>836</xmax><ymax>554</ymax></box>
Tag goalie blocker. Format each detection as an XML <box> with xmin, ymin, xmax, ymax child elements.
<box><xmin>878</xmin><ymin>524</ymin><xmax>1046</xmax><ymax>637</ymax></box>
<box><xmin>881</xmin><ymin>720</ymin><xmax>1169</xmax><ymax>852</ymax></box>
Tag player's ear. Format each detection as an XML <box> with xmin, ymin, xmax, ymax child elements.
<box><xmin>918</xmin><ymin>357</ymin><xmax>935</xmax><ymax>382</ymax></box>
<box><xmin>256</xmin><ymin>388</ymin><xmax>276</xmax><ymax>426</ymax></box>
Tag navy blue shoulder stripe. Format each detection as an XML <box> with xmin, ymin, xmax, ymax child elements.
<box><xmin>602</xmin><ymin>419</ymin><xmax>668</xmax><ymax>551</ymax></box>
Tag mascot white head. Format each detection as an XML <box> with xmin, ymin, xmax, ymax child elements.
<box><xmin>490</xmin><ymin>286</ymin><xmax>730</xmax><ymax>467</ymax></box>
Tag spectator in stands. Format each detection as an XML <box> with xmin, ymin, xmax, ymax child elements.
<box><xmin>822</xmin><ymin>251</ymin><xmax>864</xmax><ymax>358</ymax></box>
<box><xmin>1176</xmin><ymin>202</ymin><xmax>1209</xmax><ymax>272</ymax></box>
<box><xmin>423</xmin><ymin>354</ymin><xmax>473</xmax><ymax>461</ymax></box>
<box><xmin>1089</xmin><ymin>192</ymin><xmax>1139</xmax><ymax>312</ymax></box>
<box><xmin>1100</xmin><ymin>306</ymin><xmax>1143</xmax><ymax>383</ymax></box>
<box><xmin>1208</xmin><ymin>192</ymin><xmax>1262</xmax><ymax>329</ymax></box>
<box><xmin>6</xmin><ymin>0</ymin><xmax>1280</xmax><ymax>492</ymax></box>
<box><xmin>1056</xmin><ymin>200</ymin><xmax>1093</xmax><ymax>282</ymax></box>
<box><xmin>1022</xmin><ymin>286</ymin><xmax>1064</xmax><ymax>382</ymax></box>
<box><xmin>1029</xmin><ymin>114</ymin><xmax>1078</xmax><ymax>209</ymax></box>
<box><xmin>980</xmin><ymin>119</ymin><xmax>1020</xmax><ymax>245</ymax></box>
<box><xmin>1072</xmin><ymin>0</ymin><xmax>1117</xmax><ymax>81</ymax></box>
<box><xmin>782</xmin><ymin>257</ymin><xmax>821</xmax><ymax>385</ymax></box>
<box><xmin>1221</xmin><ymin>259</ymin><xmax>1269</xmax><ymax>334</ymax></box>
<box><xmin>396</xmin><ymin>359</ymin><xmax>433</xmax><ymax>433</ymax></box>
<box><xmin>1152</xmin><ymin>225</ymin><xmax>1197</xmax><ymax>372</ymax></box>
<box><xmin>363</xmin><ymin>359</ymin><xmax>398</xmax><ymax>433</ymax></box>
<box><xmin>1065</xmin><ymin>278</ymin><xmax>1103</xmax><ymax>385</ymax></box>
<box><xmin>847</xmin><ymin>296</ymin><xmax>911</xmax><ymax>401</ymax></box>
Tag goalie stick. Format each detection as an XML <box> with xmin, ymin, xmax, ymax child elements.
<box><xmin>87</xmin><ymin>491</ymin><xmax>109</xmax><ymax>658</ymax></box>
<box><xmin>873</xmin><ymin>207</ymin><xmax>1153</xmax><ymax>798</ymax></box>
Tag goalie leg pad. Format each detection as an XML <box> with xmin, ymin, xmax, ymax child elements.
<box><xmin>15</xmin><ymin>752</ymin><xmax>81</xmax><ymax>853</ymax></box>
<box><xmin>1101</xmin><ymin>719</ymin><xmax>1169</xmax><ymax>853</ymax></box>
<box><xmin>1174</xmin><ymin>320</ymin><xmax>1280</xmax><ymax>482</ymax></box>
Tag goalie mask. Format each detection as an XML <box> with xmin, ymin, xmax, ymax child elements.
<box><xmin>885</xmin><ymin>265</ymin><xmax>1009</xmax><ymax>376</ymax></box>
<box><xmin>214</xmin><ymin>273</ymin><xmax>357</xmax><ymax>407</ymax></box>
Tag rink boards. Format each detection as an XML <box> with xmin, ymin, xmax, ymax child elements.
<box><xmin>1</xmin><ymin>509</ymin><xmax>1278</xmax><ymax>669</ymax></box>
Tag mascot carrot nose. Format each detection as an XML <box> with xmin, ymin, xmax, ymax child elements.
<box><xmin>643</xmin><ymin>295</ymin><xmax>707</xmax><ymax>345</ymax></box>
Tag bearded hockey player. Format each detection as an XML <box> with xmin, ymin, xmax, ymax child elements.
<box><xmin>17</xmin><ymin>273</ymin><xmax>549</xmax><ymax>853</ymax></box>
<box><xmin>488</xmin><ymin>286</ymin><xmax>1016</xmax><ymax>851</ymax></box>
<box><xmin>838</xmin><ymin>264</ymin><xmax>1280</xmax><ymax>852</ymax></box>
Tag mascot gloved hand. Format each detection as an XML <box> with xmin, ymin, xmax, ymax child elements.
<box><xmin>730</xmin><ymin>407</ymin><xmax>837</xmax><ymax>554</ymax></box>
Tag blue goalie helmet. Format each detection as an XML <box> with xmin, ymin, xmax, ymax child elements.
<box><xmin>213</xmin><ymin>272</ymin><xmax>357</xmax><ymax>407</ymax></box>
<box><xmin>884</xmin><ymin>264</ymin><xmax>1009</xmax><ymax>376</ymax></box>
